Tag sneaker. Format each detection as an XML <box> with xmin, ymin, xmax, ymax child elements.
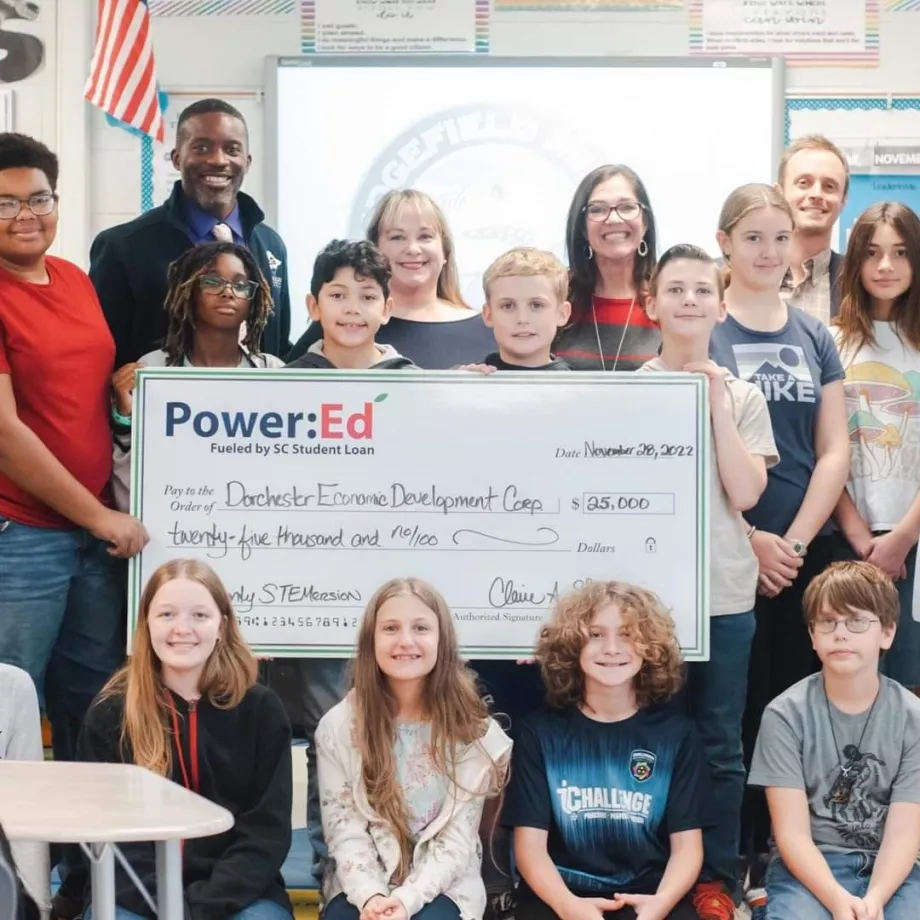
<box><xmin>692</xmin><ymin>880</ymin><xmax>736</xmax><ymax>920</ymax></box>
<box><xmin>50</xmin><ymin>891</ymin><xmax>84</xmax><ymax>920</ymax></box>
<box><xmin>483</xmin><ymin>890</ymin><xmax>515</xmax><ymax>920</ymax></box>
<box><xmin>746</xmin><ymin>886</ymin><xmax>767</xmax><ymax>920</ymax></box>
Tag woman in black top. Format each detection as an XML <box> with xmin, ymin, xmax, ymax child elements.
<box><xmin>287</xmin><ymin>190</ymin><xmax>493</xmax><ymax>368</ymax></box>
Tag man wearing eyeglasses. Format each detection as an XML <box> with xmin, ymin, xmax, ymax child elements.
<box><xmin>89</xmin><ymin>98</ymin><xmax>291</xmax><ymax>367</ymax></box>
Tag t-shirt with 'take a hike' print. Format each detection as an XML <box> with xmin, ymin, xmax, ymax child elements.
<box><xmin>710</xmin><ymin>306</ymin><xmax>844</xmax><ymax>536</ymax></box>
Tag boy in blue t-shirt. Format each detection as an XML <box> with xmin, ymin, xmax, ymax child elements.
<box><xmin>505</xmin><ymin>581</ymin><xmax>712</xmax><ymax>920</ymax></box>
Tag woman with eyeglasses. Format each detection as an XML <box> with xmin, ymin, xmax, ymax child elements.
<box><xmin>555</xmin><ymin>165</ymin><xmax>660</xmax><ymax>371</ymax></box>
<box><xmin>0</xmin><ymin>133</ymin><xmax>149</xmax><ymax>915</ymax></box>
<box><xmin>110</xmin><ymin>241</ymin><xmax>283</xmax><ymax>510</ymax></box>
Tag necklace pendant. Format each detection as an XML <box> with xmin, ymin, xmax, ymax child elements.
<box><xmin>829</xmin><ymin>771</ymin><xmax>855</xmax><ymax>805</ymax></box>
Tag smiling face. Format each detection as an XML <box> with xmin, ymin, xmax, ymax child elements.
<box><xmin>308</xmin><ymin>265</ymin><xmax>392</xmax><ymax>351</ymax></box>
<box><xmin>172</xmin><ymin>112</ymin><xmax>251</xmax><ymax>218</ymax></box>
<box><xmin>483</xmin><ymin>273</ymin><xmax>571</xmax><ymax>365</ymax></box>
<box><xmin>375</xmin><ymin>205</ymin><xmax>446</xmax><ymax>295</ymax></box>
<box><xmin>718</xmin><ymin>205</ymin><xmax>793</xmax><ymax>292</ymax></box>
<box><xmin>147</xmin><ymin>578</ymin><xmax>223</xmax><ymax>684</ymax></box>
<box><xmin>781</xmin><ymin>147</ymin><xmax>847</xmax><ymax>240</ymax></box>
<box><xmin>374</xmin><ymin>593</ymin><xmax>440</xmax><ymax>686</ymax></box>
<box><xmin>860</xmin><ymin>223</ymin><xmax>913</xmax><ymax>308</ymax></box>
<box><xmin>579</xmin><ymin>601</ymin><xmax>643</xmax><ymax>694</ymax></box>
<box><xmin>194</xmin><ymin>253</ymin><xmax>255</xmax><ymax>333</ymax></box>
<box><xmin>810</xmin><ymin>604</ymin><xmax>894</xmax><ymax>677</ymax></box>
<box><xmin>0</xmin><ymin>167</ymin><xmax>57</xmax><ymax>266</ymax></box>
<box><xmin>646</xmin><ymin>258</ymin><xmax>725</xmax><ymax>340</ymax></box>
<box><xmin>583</xmin><ymin>173</ymin><xmax>646</xmax><ymax>263</ymax></box>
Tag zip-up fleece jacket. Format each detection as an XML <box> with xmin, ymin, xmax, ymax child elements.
<box><xmin>316</xmin><ymin>693</ymin><xmax>512</xmax><ymax>920</ymax></box>
<box><xmin>76</xmin><ymin>684</ymin><xmax>293</xmax><ymax>920</ymax></box>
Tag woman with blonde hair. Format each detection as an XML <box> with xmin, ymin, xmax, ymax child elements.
<box><xmin>77</xmin><ymin>559</ymin><xmax>293</xmax><ymax>920</ymax></box>
<box><xmin>505</xmin><ymin>581</ymin><xmax>709</xmax><ymax>920</ymax></box>
<box><xmin>286</xmin><ymin>189</ymin><xmax>494</xmax><ymax>368</ymax></box>
<box><xmin>317</xmin><ymin>577</ymin><xmax>511</xmax><ymax>920</ymax></box>
<box><xmin>708</xmin><ymin>183</ymin><xmax>849</xmax><ymax>899</ymax></box>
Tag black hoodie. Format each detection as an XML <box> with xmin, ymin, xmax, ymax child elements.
<box><xmin>76</xmin><ymin>684</ymin><xmax>293</xmax><ymax>920</ymax></box>
<box><xmin>286</xmin><ymin>341</ymin><xmax>417</xmax><ymax>371</ymax></box>
<box><xmin>482</xmin><ymin>352</ymin><xmax>571</xmax><ymax>371</ymax></box>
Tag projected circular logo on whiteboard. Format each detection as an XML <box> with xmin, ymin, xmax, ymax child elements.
<box><xmin>349</xmin><ymin>105</ymin><xmax>606</xmax><ymax>307</ymax></box>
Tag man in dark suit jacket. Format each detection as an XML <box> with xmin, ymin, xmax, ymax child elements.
<box><xmin>89</xmin><ymin>98</ymin><xmax>291</xmax><ymax>366</ymax></box>
<box><xmin>777</xmin><ymin>134</ymin><xmax>849</xmax><ymax>323</ymax></box>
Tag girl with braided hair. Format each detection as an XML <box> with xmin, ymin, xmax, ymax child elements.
<box><xmin>110</xmin><ymin>241</ymin><xmax>283</xmax><ymax>510</ymax></box>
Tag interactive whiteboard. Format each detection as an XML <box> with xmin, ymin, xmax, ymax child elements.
<box><xmin>267</xmin><ymin>56</ymin><xmax>783</xmax><ymax>340</ymax></box>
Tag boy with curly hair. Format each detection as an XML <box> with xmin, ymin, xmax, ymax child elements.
<box><xmin>504</xmin><ymin>581</ymin><xmax>711</xmax><ymax>920</ymax></box>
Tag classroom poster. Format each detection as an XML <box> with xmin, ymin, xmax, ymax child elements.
<box><xmin>301</xmin><ymin>0</ymin><xmax>486</xmax><ymax>53</ymax></box>
<box><xmin>495</xmin><ymin>1</ymin><xmax>681</xmax><ymax>10</ymax></box>
<box><xmin>837</xmin><ymin>150</ymin><xmax>920</xmax><ymax>250</ymax></box>
<box><xmin>148</xmin><ymin>0</ymin><xmax>294</xmax><ymax>12</ymax></box>
<box><xmin>689</xmin><ymin>0</ymin><xmax>879</xmax><ymax>65</ymax></box>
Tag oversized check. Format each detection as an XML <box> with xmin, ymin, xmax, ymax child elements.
<box><xmin>130</xmin><ymin>370</ymin><xmax>710</xmax><ymax>659</ymax></box>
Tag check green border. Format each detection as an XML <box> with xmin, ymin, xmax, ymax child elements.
<box><xmin>128</xmin><ymin>369</ymin><xmax>710</xmax><ymax>660</ymax></box>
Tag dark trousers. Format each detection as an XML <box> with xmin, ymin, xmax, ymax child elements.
<box><xmin>322</xmin><ymin>894</ymin><xmax>460</xmax><ymax>920</ymax></box>
<box><xmin>515</xmin><ymin>887</ymin><xmax>699</xmax><ymax>920</ymax></box>
<box><xmin>741</xmin><ymin>534</ymin><xmax>834</xmax><ymax>857</ymax></box>
<box><xmin>470</xmin><ymin>660</ymin><xmax>545</xmax><ymax>892</ymax></box>
<box><xmin>682</xmin><ymin>610</ymin><xmax>756</xmax><ymax>892</ymax></box>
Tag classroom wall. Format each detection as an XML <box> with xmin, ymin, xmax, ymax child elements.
<box><xmin>19</xmin><ymin>1</ymin><xmax>920</xmax><ymax>270</ymax></box>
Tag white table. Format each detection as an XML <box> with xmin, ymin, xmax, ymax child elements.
<box><xmin>0</xmin><ymin>761</ymin><xmax>234</xmax><ymax>920</ymax></box>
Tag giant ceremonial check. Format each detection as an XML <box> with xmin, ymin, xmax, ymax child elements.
<box><xmin>129</xmin><ymin>370</ymin><xmax>710</xmax><ymax>659</ymax></box>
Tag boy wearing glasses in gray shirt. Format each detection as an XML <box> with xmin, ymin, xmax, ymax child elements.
<box><xmin>748</xmin><ymin>561</ymin><xmax>920</xmax><ymax>920</ymax></box>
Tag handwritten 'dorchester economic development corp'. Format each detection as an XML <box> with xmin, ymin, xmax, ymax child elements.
<box><xmin>130</xmin><ymin>371</ymin><xmax>710</xmax><ymax>659</ymax></box>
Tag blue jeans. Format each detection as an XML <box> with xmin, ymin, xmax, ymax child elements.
<box><xmin>766</xmin><ymin>851</ymin><xmax>920</xmax><ymax>919</ymax></box>
<box><xmin>684</xmin><ymin>611</ymin><xmax>756</xmax><ymax>891</ymax></box>
<box><xmin>0</xmin><ymin>517</ymin><xmax>127</xmax><ymax>889</ymax></box>
<box><xmin>323</xmin><ymin>894</ymin><xmax>460</xmax><ymax>920</ymax></box>
<box><xmin>0</xmin><ymin>518</ymin><xmax>126</xmax><ymax>756</ymax></box>
<box><xmin>298</xmin><ymin>657</ymin><xmax>349</xmax><ymax>882</ymax></box>
<box><xmin>85</xmin><ymin>898</ymin><xmax>292</xmax><ymax>920</ymax></box>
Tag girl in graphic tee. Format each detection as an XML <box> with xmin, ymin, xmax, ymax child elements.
<box><xmin>708</xmin><ymin>183</ymin><xmax>850</xmax><ymax>869</ymax></box>
<box><xmin>77</xmin><ymin>559</ymin><xmax>293</xmax><ymax>920</ymax></box>
<box><xmin>316</xmin><ymin>578</ymin><xmax>511</xmax><ymax>920</ymax></box>
<box><xmin>834</xmin><ymin>202</ymin><xmax>920</xmax><ymax>691</ymax></box>
<box><xmin>505</xmin><ymin>581</ymin><xmax>711</xmax><ymax>920</ymax></box>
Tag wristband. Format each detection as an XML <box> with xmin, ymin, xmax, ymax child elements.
<box><xmin>112</xmin><ymin>406</ymin><xmax>132</xmax><ymax>428</ymax></box>
<box><xmin>746</xmin><ymin>523</ymin><xmax>756</xmax><ymax>539</ymax></box>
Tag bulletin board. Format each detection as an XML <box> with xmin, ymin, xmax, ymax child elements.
<box><xmin>786</xmin><ymin>97</ymin><xmax>920</xmax><ymax>249</ymax></box>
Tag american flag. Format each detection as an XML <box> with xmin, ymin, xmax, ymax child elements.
<box><xmin>84</xmin><ymin>0</ymin><xmax>165</xmax><ymax>143</ymax></box>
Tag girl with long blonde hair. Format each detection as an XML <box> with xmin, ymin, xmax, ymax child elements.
<box><xmin>77</xmin><ymin>559</ymin><xmax>294</xmax><ymax>920</ymax></box>
<box><xmin>316</xmin><ymin>577</ymin><xmax>511</xmax><ymax>920</ymax></box>
<box><xmin>709</xmin><ymin>183</ymin><xmax>850</xmax><ymax>891</ymax></box>
<box><xmin>506</xmin><ymin>581</ymin><xmax>709</xmax><ymax>920</ymax></box>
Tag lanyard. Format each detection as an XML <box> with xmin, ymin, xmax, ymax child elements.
<box><xmin>168</xmin><ymin>697</ymin><xmax>199</xmax><ymax>793</ymax></box>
